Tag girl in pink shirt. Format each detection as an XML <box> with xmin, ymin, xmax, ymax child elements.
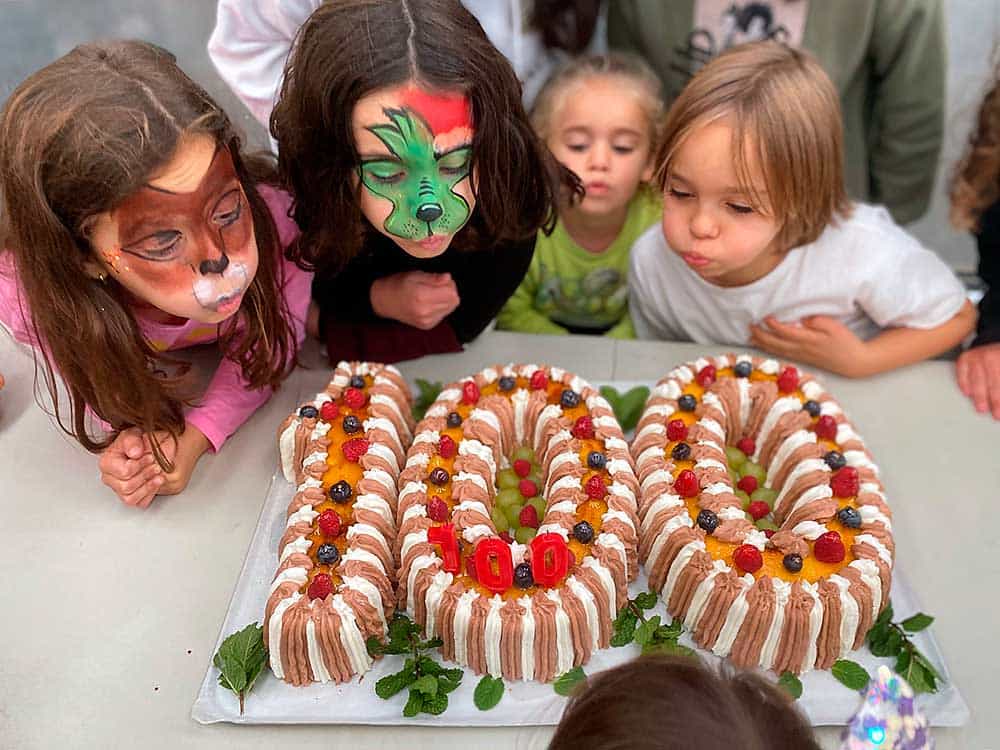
<box><xmin>0</xmin><ymin>41</ymin><xmax>311</xmax><ymax>508</ymax></box>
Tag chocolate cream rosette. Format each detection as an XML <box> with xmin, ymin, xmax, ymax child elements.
<box><xmin>632</xmin><ymin>354</ymin><xmax>893</xmax><ymax>675</ymax></box>
<box><xmin>267</xmin><ymin>361</ymin><xmax>414</xmax><ymax>685</ymax></box>
<box><xmin>396</xmin><ymin>364</ymin><xmax>640</xmax><ymax>682</ymax></box>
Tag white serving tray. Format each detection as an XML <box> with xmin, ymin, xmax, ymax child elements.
<box><xmin>192</xmin><ymin>382</ymin><xmax>970</xmax><ymax>727</ymax></box>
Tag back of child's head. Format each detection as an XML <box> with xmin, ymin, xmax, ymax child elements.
<box><xmin>273</xmin><ymin>0</ymin><xmax>567</xmax><ymax>271</ymax></box>
<box><xmin>0</xmin><ymin>40</ymin><xmax>290</xmax><ymax>456</ymax></box>
<box><xmin>654</xmin><ymin>41</ymin><xmax>851</xmax><ymax>252</ymax></box>
<box><xmin>530</xmin><ymin>52</ymin><xmax>665</xmax><ymax>148</ymax></box>
<box><xmin>950</xmin><ymin>58</ymin><xmax>1000</xmax><ymax>232</ymax></box>
<box><xmin>549</xmin><ymin>655</ymin><xmax>821</xmax><ymax>750</ymax></box>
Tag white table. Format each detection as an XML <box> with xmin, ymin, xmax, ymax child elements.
<box><xmin>2</xmin><ymin>330</ymin><xmax>995</xmax><ymax>749</ymax></box>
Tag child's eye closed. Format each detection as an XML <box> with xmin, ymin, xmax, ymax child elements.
<box><xmin>437</xmin><ymin>147</ymin><xmax>471</xmax><ymax>177</ymax></box>
<box><xmin>727</xmin><ymin>203</ymin><xmax>754</xmax><ymax>214</ymax></box>
<box><xmin>212</xmin><ymin>190</ymin><xmax>243</xmax><ymax>227</ymax></box>
<box><xmin>361</xmin><ymin>161</ymin><xmax>407</xmax><ymax>185</ymax></box>
<box><xmin>612</xmin><ymin>145</ymin><xmax>636</xmax><ymax>155</ymax></box>
<box><xmin>668</xmin><ymin>187</ymin><xmax>693</xmax><ymax>200</ymax></box>
<box><xmin>127</xmin><ymin>230</ymin><xmax>183</xmax><ymax>261</ymax></box>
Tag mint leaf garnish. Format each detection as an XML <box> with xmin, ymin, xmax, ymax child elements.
<box><xmin>554</xmin><ymin>666</ymin><xmax>587</xmax><ymax>697</ymax></box>
<box><xmin>369</xmin><ymin>613</ymin><xmax>463</xmax><ymax>717</ymax></box>
<box><xmin>413</xmin><ymin>379</ymin><xmax>443</xmax><ymax>420</ymax></box>
<box><xmin>832</xmin><ymin>659</ymin><xmax>871</xmax><ymax>691</ymax></box>
<box><xmin>213</xmin><ymin>622</ymin><xmax>267</xmax><ymax>715</ymax></box>
<box><xmin>599</xmin><ymin>385</ymin><xmax>650</xmax><ymax>432</ymax></box>
<box><xmin>863</xmin><ymin>606</ymin><xmax>943</xmax><ymax>694</ymax></box>
<box><xmin>900</xmin><ymin>613</ymin><xmax>934</xmax><ymax>633</ymax></box>
<box><xmin>474</xmin><ymin>675</ymin><xmax>504</xmax><ymax>710</ymax></box>
<box><xmin>778</xmin><ymin>671</ymin><xmax>803</xmax><ymax>700</ymax></box>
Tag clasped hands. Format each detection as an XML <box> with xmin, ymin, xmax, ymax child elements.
<box><xmin>98</xmin><ymin>423</ymin><xmax>210</xmax><ymax>508</ymax></box>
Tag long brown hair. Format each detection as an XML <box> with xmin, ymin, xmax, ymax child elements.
<box><xmin>0</xmin><ymin>40</ymin><xmax>297</xmax><ymax>466</ymax></box>
<box><xmin>549</xmin><ymin>655</ymin><xmax>821</xmax><ymax>750</ymax></box>
<box><xmin>951</xmin><ymin>59</ymin><xmax>1000</xmax><ymax>232</ymax></box>
<box><xmin>273</xmin><ymin>0</ymin><xmax>575</xmax><ymax>274</ymax></box>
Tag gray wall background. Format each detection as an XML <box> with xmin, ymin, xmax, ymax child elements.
<box><xmin>0</xmin><ymin>0</ymin><xmax>996</xmax><ymax>276</ymax></box>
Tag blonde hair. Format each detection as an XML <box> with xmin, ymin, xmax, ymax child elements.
<box><xmin>530</xmin><ymin>52</ymin><xmax>665</xmax><ymax>149</ymax></box>
<box><xmin>950</xmin><ymin>59</ymin><xmax>1000</xmax><ymax>232</ymax></box>
<box><xmin>654</xmin><ymin>41</ymin><xmax>851</xmax><ymax>252</ymax></box>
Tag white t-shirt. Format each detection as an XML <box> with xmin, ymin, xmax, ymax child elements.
<box><xmin>628</xmin><ymin>203</ymin><xmax>967</xmax><ymax>344</ymax></box>
<box><xmin>207</xmin><ymin>0</ymin><xmax>607</xmax><ymax>133</ymax></box>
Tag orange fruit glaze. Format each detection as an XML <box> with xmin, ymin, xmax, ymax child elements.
<box><xmin>301</xmin><ymin>373</ymin><xmax>374</xmax><ymax>592</ymax></box>
<box><xmin>425</xmin><ymin>373</ymin><xmax>611</xmax><ymax>598</ymax></box>
<box><xmin>664</xmin><ymin>368</ymin><xmax>861</xmax><ymax>584</ymax></box>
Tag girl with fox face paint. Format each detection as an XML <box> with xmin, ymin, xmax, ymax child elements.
<box><xmin>0</xmin><ymin>41</ymin><xmax>310</xmax><ymax>509</ymax></box>
<box><xmin>274</xmin><ymin>0</ymin><xmax>579</xmax><ymax>364</ymax></box>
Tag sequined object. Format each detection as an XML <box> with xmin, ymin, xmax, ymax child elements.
<box><xmin>840</xmin><ymin>666</ymin><xmax>932</xmax><ymax>749</ymax></box>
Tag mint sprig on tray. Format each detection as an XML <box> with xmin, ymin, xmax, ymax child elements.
<box><xmin>599</xmin><ymin>385</ymin><xmax>650</xmax><ymax>433</ymax></box>
<box><xmin>213</xmin><ymin>622</ymin><xmax>267</xmax><ymax>715</ymax></box>
<box><xmin>610</xmin><ymin>591</ymin><xmax>694</xmax><ymax>657</ymax></box>
<box><xmin>866</xmin><ymin>604</ymin><xmax>943</xmax><ymax>694</ymax></box>
<box><xmin>367</xmin><ymin>613</ymin><xmax>463</xmax><ymax>717</ymax></box>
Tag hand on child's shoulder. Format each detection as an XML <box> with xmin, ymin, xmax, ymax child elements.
<box><xmin>956</xmin><ymin>343</ymin><xmax>1000</xmax><ymax>420</ymax></box>
<box><xmin>749</xmin><ymin>315</ymin><xmax>870</xmax><ymax>378</ymax></box>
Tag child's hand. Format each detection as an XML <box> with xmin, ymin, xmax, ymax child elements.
<box><xmin>956</xmin><ymin>342</ymin><xmax>1000</xmax><ymax>419</ymax></box>
<box><xmin>98</xmin><ymin>427</ymin><xmax>168</xmax><ymax>508</ymax></box>
<box><xmin>370</xmin><ymin>271</ymin><xmax>460</xmax><ymax>330</ymax></box>
<box><xmin>749</xmin><ymin>315</ymin><xmax>869</xmax><ymax>377</ymax></box>
<box><xmin>155</xmin><ymin>424</ymin><xmax>212</xmax><ymax>495</ymax></box>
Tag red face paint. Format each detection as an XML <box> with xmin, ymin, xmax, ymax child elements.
<box><xmin>399</xmin><ymin>84</ymin><xmax>473</xmax><ymax>136</ymax></box>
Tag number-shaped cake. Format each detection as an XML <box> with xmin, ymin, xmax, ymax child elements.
<box><xmin>267</xmin><ymin>362</ymin><xmax>414</xmax><ymax>684</ymax></box>
<box><xmin>633</xmin><ymin>355</ymin><xmax>892</xmax><ymax>674</ymax></box>
<box><xmin>396</xmin><ymin>364</ymin><xmax>639</xmax><ymax>681</ymax></box>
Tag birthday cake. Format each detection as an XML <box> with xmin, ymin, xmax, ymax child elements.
<box><xmin>396</xmin><ymin>364</ymin><xmax>639</xmax><ymax>682</ymax></box>
<box><xmin>266</xmin><ymin>362</ymin><xmax>414</xmax><ymax>685</ymax></box>
<box><xmin>633</xmin><ymin>354</ymin><xmax>893</xmax><ymax>674</ymax></box>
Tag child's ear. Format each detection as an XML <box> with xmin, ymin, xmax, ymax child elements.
<box><xmin>641</xmin><ymin>160</ymin><xmax>655</xmax><ymax>184</ymax></box>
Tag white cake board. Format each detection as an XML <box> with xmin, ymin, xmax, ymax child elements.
<box><xmin>192</xmin><ymin>381</ymin><xmax>970</xmax><ymax>727</ymax></box>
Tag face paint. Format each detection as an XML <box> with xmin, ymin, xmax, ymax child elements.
<box><xmin>88</xmin><ymin>133</ymin><xmax>259</xmax><ymax>324</ymax></box>
<box><xmin>353</xmin><ymin>84</ymin><xmax>475</xmax><ymax>258</ymax></box>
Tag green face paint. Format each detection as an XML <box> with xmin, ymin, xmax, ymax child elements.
<box><xmin>359</xmin><ymin>108</ymin><xmax>473</xmax><ymax>240</ymax></box>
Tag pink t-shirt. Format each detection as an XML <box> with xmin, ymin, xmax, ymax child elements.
<box><xmin>0</xmin><ymin>185</ymin><xmax>311</xmax><ymax>451</ymax></box>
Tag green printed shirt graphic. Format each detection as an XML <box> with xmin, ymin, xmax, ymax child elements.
<box><xmin>498</xmin><ymin>188</ymin><xmax>662</xmax><ymax>338</ymax></box>
<box><xmin>359</xmin><ymin>108</ymin><xmax>472</xmax><ymax>240</ymax></box>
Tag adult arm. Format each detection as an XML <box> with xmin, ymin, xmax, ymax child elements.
<box><xmin>207</xmin><ymin>0</ymin><xmax>320</xmax><ymax>129</ymax></box>
<box><xmin>867</xmin><ymin>0</ymin><xmax>945</xmax><ymax>224</ymax></box>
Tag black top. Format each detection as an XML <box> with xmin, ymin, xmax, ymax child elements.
<box><xmin>974</xmin><ymin>199</ymin><xmax>1000</xmax><ymax>347</ymax></box>
<box><xmin>312</xmin><ymin>231</ymin><xmax>535</xmax><ymax>363</ymax></box>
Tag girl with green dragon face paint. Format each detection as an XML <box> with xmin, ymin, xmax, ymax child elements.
<box><xmin>359</xmin><ymin>107</ymin><xmax>473</xmax><ymax>241</ymax></box>
<box><xmin>273</xmin><ymin>0</ymin><xmax>576</xmax><ymax>365</ymax></box>
<box><xmin>351</xmin><ymin>84</ymin><xmax>478</xmax><ymax>259</ymax></box>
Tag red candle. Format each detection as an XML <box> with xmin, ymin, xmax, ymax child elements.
<box><xmin>530</xmin><ymin>532</ymin><xmax>571</xmax><ymax>586</ymax></box>
<box><xmin>474</xmin><ymin>537</ymin><xmax>514</xmax><ymax>593</ymax></box>
<box><xmin>427</xmin><ymin>523</ymin><xmax>461</xmax><ymax>573</ymax></box>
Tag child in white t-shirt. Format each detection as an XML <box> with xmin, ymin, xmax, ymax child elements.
<box><xmin>629</xmin><ymin>41</ymin><xmax>975</xmax><ymax>377</ymax></box>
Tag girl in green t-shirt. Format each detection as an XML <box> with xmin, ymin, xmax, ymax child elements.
<box><xmin>498</xmin><ymin>53</ymin><xmax>664</xmax><ymax>338</ymax></box>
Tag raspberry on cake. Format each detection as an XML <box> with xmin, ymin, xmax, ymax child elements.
<box><xmin>396</xmin><ymin>364</ymin><xmax>640</xmax><ymax>682</ymax></box>
<box><xmin>267</xmin><ymin>361</ymin><xmax>414</xmax><ymax>685</ymax></box>
<box><xmin>632</xmin><ymin>354</ymin><xmax>892</xmax><ymax>675</ymax></box>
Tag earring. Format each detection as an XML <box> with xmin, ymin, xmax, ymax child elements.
<box><xmin>97</xmin><ymin>271</ymin><xmax>108</xmax><ymax>282</ymax></box>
